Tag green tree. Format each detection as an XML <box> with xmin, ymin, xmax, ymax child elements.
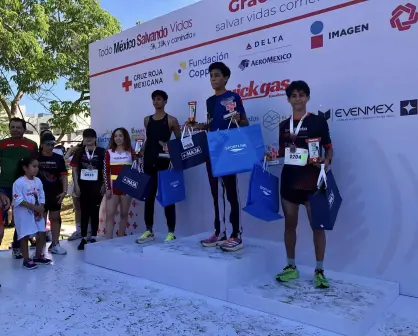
<box><xmin>0</xmin><ymin>0</ymin><xmax>121</xmax><ymax>138</ymax></box>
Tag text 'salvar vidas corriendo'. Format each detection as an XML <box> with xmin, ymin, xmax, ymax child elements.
<box><xmin>216</xmin><ymin>0</ymin><xmax>321</xmax><ymax>32</ymax></box>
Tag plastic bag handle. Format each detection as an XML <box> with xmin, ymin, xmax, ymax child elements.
<box><xmin>181</xmin><ymin>126</ymin><xmax>192</xmax><ymax>139</ymax></box>
<box><xmin>316</xmin><ymin>163</ymin><xmax>327</xmax><ymax>189</ymax></box>
<box><xmin>227</xmin><ymin>117</ymin><xmax>240</xmax><ymax>130</ymax></box>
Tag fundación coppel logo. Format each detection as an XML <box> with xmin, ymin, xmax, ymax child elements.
<box><xmin>400</xmin><ymin>99</ymin><xmax>418</xmax><ymax>116</ymax></box>
<box><xmin>174</xmin><ymin>61</ymin><xmax>187</xmax><ymax>81</ymax></box>
<box><xmin>390</xmin><ymin>3</ymin><xmax>418</xmax><ymax>31</ymax></box>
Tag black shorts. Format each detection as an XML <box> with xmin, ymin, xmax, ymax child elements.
<box><xmin>44</xmin><ymin>199</ymin><xmax>62</xmax><ymax>212</ymax></box>
<box><xmin>280</xmin><ymin>187</ymin><xmax>316</xmax><ymax>205</ymax></box>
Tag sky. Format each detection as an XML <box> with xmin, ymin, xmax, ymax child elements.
<box><xmin>20</xmin><ymin>0</ymin><xmax>200</xmax><ymax>116</ymax></box>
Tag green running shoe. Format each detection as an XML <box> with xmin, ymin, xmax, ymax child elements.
<box><xmin>276</xmin><ymin>265</ymin><xmax>299</xmax><ymax>282</ymax></box>
<box><xmin>314</xmin><ymin>269</ymin><xmax>330</xmax><ymax>288</ymax></box>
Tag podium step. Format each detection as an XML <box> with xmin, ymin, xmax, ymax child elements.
<box><xmin>85</xmin><ymin>234</ymin><xmax>168</xmax><ymax>277</ymax></box>
<box><xmin>228</xmin><ymin>265</ymin><xmax>399</xmax><ymax>335</ymax></box>
<box><xmin>141</xmin><ymin>232</ymin><xmax>282</xmax><ymax>300</ymax></box>
<box><xmin>366</xmin><ymin>295</ymin><xmax>418</xmax><ymax>335</ymax></box>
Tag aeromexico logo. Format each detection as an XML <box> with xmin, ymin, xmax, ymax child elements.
<box><xmin>122</xmin><ymin>176</ymin><xmax>138</xmax><ymax>189</ymax></box>
<box><xmin>225</xmin><ymin>143</ymin><xmax>247</xmax><ymax>153</ymax></box>
<box><xmin>260</xmin><ymin>186</ymin><xmax>271</xmax><ymax>196</ymax></box>
<box><xmin>181</xmin><ymin>146</ymin><xmax>202</xmax><ymax>160</ymax></box>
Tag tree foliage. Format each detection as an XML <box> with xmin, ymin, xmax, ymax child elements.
<box><xmin>0</xmin><ymin>0</ymin><xmax>121</xmax><ymax>136</ymax></box>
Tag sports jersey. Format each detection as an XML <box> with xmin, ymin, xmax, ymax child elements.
<box><xmin>206</xmin><ymin>91</ymin><xmax>246</xmax><ymax>132</ymax></box>
<box><xmin>279</xmin><ymin>113</ymin><xmax>332</xmax><ymax>190</ymax></box>
<box><xmin>0</xmin><ymin>137</ymin><xmax>38</xmax><ymax>187</ymax></box>
<box><xmin>104</xmin><ymin>149</ymin><xmax>134</xmax><ymax>190</ymax></box>
<box><xmin>37</xmin><ymin>153</ymin><xmax>68</xmax><ymax>198</ymax></box>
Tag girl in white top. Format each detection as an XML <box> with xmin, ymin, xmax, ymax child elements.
<box><xmin>13</xmin><ymin>157</ymin><xmax>52</xmax><ymax>270</ymax></box>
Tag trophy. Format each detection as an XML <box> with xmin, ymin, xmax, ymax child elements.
<box><xmin>188</xmin><ymin>101</ymin><xmax>197</xmax><ymax>123</ymax></box>
<box><xmin>266</xmin><ymin>143</ymin><xmax>280</xmax><ymax>166</ymax></box>
<box><xmin>306</xmin><ymin>137</ymin><xmax>321</xmax><ymax>163</ymax></box>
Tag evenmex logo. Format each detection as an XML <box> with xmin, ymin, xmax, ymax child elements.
<box><xmin>390</xmin><ymin>3</ymin><xmax>418</xmax><ymax>31</ymax></box>
<box><xmin>400</xmin><ymin>99</ymin><xmax>417</xmax><ymax>116</ymax></box>
<box><xmin>318</xmin><ymin>110</ymin><xmax>331</xmax><ymax>120</ymax></box>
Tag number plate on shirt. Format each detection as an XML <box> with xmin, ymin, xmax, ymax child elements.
<box><xmin>80</xmin><ymin>169</ymin><xmax>98</xmax><ymax>181</ymax></box>
<box><xmin>284</xmin><ymin>148</ymin><xmax>308</xmax><ymax>166</ymax></box>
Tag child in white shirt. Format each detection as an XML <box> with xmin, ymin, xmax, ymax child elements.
<box><xmin>13</xmin><ymin>157</ymin><xmax>52</xmax><ymax>270</ymax></box>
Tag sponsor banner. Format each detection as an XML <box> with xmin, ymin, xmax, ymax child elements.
<box><xmin>90</xmin><ymin>0</ymin><xmax>418</xmax><ymax>298</ymax></box>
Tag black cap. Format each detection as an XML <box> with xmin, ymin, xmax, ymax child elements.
<box><xmin>41</xmin><ymin>132</ymin><xmax>56</xmax><ymax>144</ymax></box>
<box><xmin>82</xmin><ymin>128</ymin><xmax>97</xmax><ymax>138</ymax></box>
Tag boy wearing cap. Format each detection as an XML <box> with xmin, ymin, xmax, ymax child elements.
<box><xmin>38</xmin><ymin>132</ymin><xmax>68</xmax><ymax>255</ymax></box>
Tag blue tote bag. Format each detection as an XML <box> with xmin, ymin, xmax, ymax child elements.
<box><xmin>243</xmin><ymin>163</ymin><xmax>283</xmax><ymax>222</ymax></box>
<box><xmin>113</xmin><ymin>161</ymin><xmax>152</xmax><ymax>201</ymax></box>
<box><xmin>167</xmin><ymin>127</ymin><xmax>208</xmax><ymax>171</ymax></box>
<box><xmin>309</xmin><ymin>165</ymin><xmax>342</xmax><ymax>230</ymax></box>
<box><xmin>156</xmin><ymin>168</ymin><xmax>186</xmax><ymax>207</ymax></box>
<box><xmin>207</xmin><ymin>122</ymin><xmax>265</xmax><ymax>177</ymax></box>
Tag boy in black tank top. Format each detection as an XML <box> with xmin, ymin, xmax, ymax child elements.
<box><xmin>136</xmin><ymin>90</ymin><xmax>181</xmax><ymax>244</ymax></box>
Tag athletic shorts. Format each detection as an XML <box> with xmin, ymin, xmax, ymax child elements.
<box><xmin>280</xmin><ymin>186</ymin><xmax>316</xmax><ymax>205</ymax></box>
<box><xmin>44</xmin><ymin>199</ymin><xmax>62</xmax><ymax>212</ymax></box>
<box><xmin>112</xmin><ymin>187</ymin><xmax>126</xmax><ymax>196</ymax></box>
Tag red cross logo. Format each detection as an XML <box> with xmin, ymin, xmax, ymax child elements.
<box><xmin>133</xmin><ymin>222</ymin><xmax>137</xmax><ymax>229</ymax></box>
<box><xmin>132</xmin><ymin>200</ymin><xmax>137</xmax><ymax>207</ymax></box>
<box><xmin>127</xmin><ymin>222</ymin><xmax>131</xmax><ymax>229</ymax></box>
<box><xmin>225</xmin><ymin>102</ymin><xmax>236</xmax><ymax>113</ymax></box>
<box><xmin>13</xmin><ymin>194</ymin><xmax>18</xmax><ymax>199</ymax></box>
<box><xmin>97</xmin><ymin>228</ymin><xmax>101</xmax><ymax>233</ymax></box>
<box><xmin>122</xmin><ymin>76</ymin><xmax>132</xmax><ymax>92</ymax></box>
<box><xmin>129</xmin><ymin>211</ymin><xmax>133</xmax><ymax>218</ymax></box>
<box><xmin>99</xmin><ymin>218</ymin><xmax>104</xmax><ymax>223</ymax></box>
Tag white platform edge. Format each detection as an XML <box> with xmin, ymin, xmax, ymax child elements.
<box><xmin>228</xmin><ymin>265</ymin><xmax>399</xmax><ymax>336</ymax></box>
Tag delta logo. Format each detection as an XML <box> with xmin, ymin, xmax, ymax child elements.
<box><xmin>232</xmin><ymin>79</ymin><xmax>290</xmax><ymax>100</ymax></box>
<box><xmin>174</xmin><ymin>61</ymin><xmax>187</xmax><ymax>81</ymax></box>
<box><xmin>310</xmin><ymin>21</ymin><xmax>369</xmax><ymax>49</ymax></box>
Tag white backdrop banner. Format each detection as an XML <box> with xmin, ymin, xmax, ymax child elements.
<box><xmin>89</xmin><ymin>0</ymin><xmax>418</xmax><ymax>297</ymax></box>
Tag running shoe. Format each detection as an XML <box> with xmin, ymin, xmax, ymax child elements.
<box><xmin>50</xmin><ymin>242</ymin><xmax>67</xmax><ymax>255</ymax></box>
<box><xmin>276</xmin><ymin>265</ymin><xmax>299</xmax><ymax>282</ymax></box>
<box><xmin>23</xmin><ymin>259</ymin><xmax>38</xmax><ymax>270</ymax></box>
<box><xmin>33</xmin><ymin>256</ymin><xmax>52</xmax><ymax>265</ymax></box>
<box><xmin>68</xmin><ymin>231</ymin><xmax>81</xmax><ymax>241</ymax></box>
<box><xmin>164</xmin><ymin>232</ymin><xmax>176</xmax><ymax>242</ymax></box>
<box><xmin>136</xmin><ymin>231</ymin><xmax>154</xmax><ymax>244</ymax></box>
<box><xmin>12</xmin><ymin>248</ymin><xmax>23</xmax><ymax>260</ymax></box>
<box><xmin>78</xmin><ymin>238</ymin><xmax>87</xmax><ymax>250</ymax></box>
<box><xmin>200</xmin><ymin>232</ymin><xmax>227</xmax><ymax>247</ymax></box>
<box><xmin>314</xmin><ymin>269</ymin><xmax>330</xmax><ymax>288</ymax></box>
<box><xmin>220</xmin><ymin>237</ymin><xmax>243</xmax><ymax>252</ymax></box>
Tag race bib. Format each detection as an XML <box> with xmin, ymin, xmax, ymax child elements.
<box><xmin>284</xmin><ymin>147</ymin><xmax>308</xmax><ymax>166</ymax></box>
<box><xmin>80</xmin><ymin>169</ymin><xmax>98</xmax><ymax>181</ymax></box>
